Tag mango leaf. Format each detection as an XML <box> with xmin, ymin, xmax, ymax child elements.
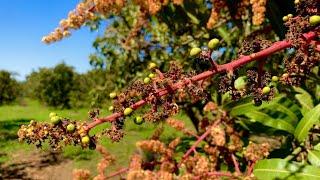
<box><xmin>223</xmin><ymin>96</ymin><xmax>253</xmax><ymax>111</ymax></box>
<box><xmin>294</xmin><ymin>87</ymin><xmax>314</xmax><ymax>116</ymax></box>
<box><xmin>316</xmin><ymin>85</ymin><xmax>320</xmax><ymax>102</ymax></box>
<box><xmin>254</xmin><ymin>159</ymin><xmax>320</xmax><ymax>180</ymax></box>
<box><xmin>314</xmin><ymin>143</ymin><xmax>320</xmax><ymax>151</ymax></box>
<box><xmin>307</xmin><ymin>150</ymin><xmax>320</xmax><ymax>167</ymax></box>
<box><xmin>229</xmin><ymin>95</ymin><xmax>285</xmax><ymax>116</ymax></box>
<box><xmin>265</xmin><ymin>102</ymin><xmax>299</xmax><ymax>125</ymax></box>
<box><xmin>294</xmin><ymin>104</ymin><xmax>320</xmax><ymax>142</ymax></box>
<box><xmin>244</xmin><ymin>111</ymin><xmax>295</xmax><ymax>133</ymax></box>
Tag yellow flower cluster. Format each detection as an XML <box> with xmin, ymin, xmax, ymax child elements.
<box><xmin>42</xmin><ymin>0</ymin><xmax>125</xmax><ymax>44</ymax></box>
<box><xmin>42</xmin><ymin>0</ymin><xmax>186</xmax><ymax>44</ymax></box>
<box><xmin>207</xmin><ymin>0</ymin><xmax>227</xmax><ymax>29</ymax></box>
<box><xmin>250</xmin><ymin>0</ymin><xmax>267</xmax><ymax>25</ymax></box>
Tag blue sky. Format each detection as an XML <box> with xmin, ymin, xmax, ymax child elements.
<box><xmin>0</xmin><ymin>0</ymin><xmax>104</xmax><ymax>80</ymax></box>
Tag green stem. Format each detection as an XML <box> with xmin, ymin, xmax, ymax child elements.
<box><xmin>284</xmin><ymin>147</ymin><xmax>302</xmax><ymax>161</ymax></box>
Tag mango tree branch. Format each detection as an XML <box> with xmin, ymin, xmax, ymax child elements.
<box><xmin>84</xmin><ymin>30</ymin><xmax>317</xmax><ymax>131</ymax></box>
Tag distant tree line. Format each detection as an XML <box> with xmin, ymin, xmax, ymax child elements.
<box><xmin>0</xmin><ymin>63</ymin><xmax>116</xmax><ymax>109</ymax></box>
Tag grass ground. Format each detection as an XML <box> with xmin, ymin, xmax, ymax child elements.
<box><xmin>0</xmin><ymin>98</ymin><xmax>195</xmax><ymax>176</ymax></box>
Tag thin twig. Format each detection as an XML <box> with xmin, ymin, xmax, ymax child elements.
<box><xmin>193</xmin><ymin>171</ymin><xmax>233</xmax><ymax>179</ymax></box>
<box><xmin>181</xmin><ymin>119</ymin><xmax>221</xmax><ymax>162</ymax></box>
<box><xmin>106</xmin><ymin>167</ymin><xmax>129</xmax><ymax>179</ymax></box>
<box><xmin>231</xmin><ymin>154</ymin><xmax>241</xmax><ymax>174</ymax></box>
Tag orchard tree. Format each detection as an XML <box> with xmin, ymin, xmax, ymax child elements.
<box><xmin>0</xmin><ymin>70</ymin><xmax>20</xmax><ymax>105</ymax></box>
<box><xmin>19</xmin><ymin>0</ymin><xmax>320</xmax><ymax>179</ymax></box>
<box><xmin>26</xmin><ymin>63</ymin><xmax>78</xmax><ymax>108</ymax></box>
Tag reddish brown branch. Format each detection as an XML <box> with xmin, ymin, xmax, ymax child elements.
<box><xmin>105</xmin><ymin>167</ymin><xmax>129</xmax><ymax>179</ymax></box>
<box><xmin>180</xmin><ymin>119</ymin><xmax>221</xmax><ymax>163</ymax></box>
<box><xmin>231</xmin><ymin>154</ymin><xmax>241</xmax><ymax>174</ymax></box>
<box><xmin>246</xmin><ymin>161</ymin><xmax>255</xmax><ymax>176</ymax></box>
<box><xmin>193</xmin><ymin>171</ymin><xmax>233</xmax><ymax>179</ymax></box>
<box><xmin>84</xmin><ymin>30</ymin><xmax>317</xmax><ymax>131</ymax></box>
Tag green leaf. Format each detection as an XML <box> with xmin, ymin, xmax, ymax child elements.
<box><xmin>223</xmin><ymin>96</ymin><xmax>252</xmax><ymax>111</ymax></box>
<box><xmin>254</xmin><ymin>159</ymin><xmax>320</xmax><ymax>180</ymax></box>
<box><xmin>294</xmin><ymin>104</ymin><xmax>320</xmax><ymax>142</ymax></box>
<box><xmin>314</xmin><ymin>143</ymin><xmax>320</xmax><ymax>151</ymax></box>
<box><xmin>308</xmin><ymin>150</ymin><xmax>320</xmax><ymax>167</ymax></box>
<box><xmin>245</xmin><ymin>111</ymin><xmax>295</xmax><ymax>133</ymax></box>
<box><xmin>229</xmin><ymin>95</ymin><xmax>284</xmax><ymax>116</ymax></box>
<box><xmin>294</xmin><ymin>87</ymin><xmax>314</xmax><ymax>116</ymax></box>
<box><xmin>266</xmin><ymin>103</ymin><xmax>299</xmax><ymax>125</ymax></box>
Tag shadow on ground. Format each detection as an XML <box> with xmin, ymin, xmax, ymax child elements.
<box><xmin>0</xmin><ymin>118</ymin><xmax>30</xmax><ymax>143</ymax></box>
<box><xmin>0</xmin><ymin>151</ymin><xmax>72</xmax><ymax>180</ymax></box>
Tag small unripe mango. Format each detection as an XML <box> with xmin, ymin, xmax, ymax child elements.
<box><xmin>208</xmin><ymin>38</ymin><xmax>219</xmax><ymax>49</ymax></box>
<box><xmin>67</xmin><ymin>124</ymin><xmax>75</xmax><ymax>132</ymax></box>
<box><xmin>51</xmin><ymin>116</ymin><xmax>61</xmax><ymax>125</ymax></box>
<box><xmin>272</xmin><ymin>76</ymin><xmax>279</xmax><ymax>82</ymax></box>
<box><xmin>148</xmin><ymin>73</ymin><xmax>155</xmax><ymax>78</ymax></box>
<box><xmin>309</xmin><ymin>15</ymin><xmax>320</xmax><ymax>26</ymax></box>
<box><xmin>109</xmin><ymin>92</ymin><xmax>117</xmax><ymax>99</ymax></box>
<box><xmin>124</xmin><ymin>107</ymin><xmax>133</xmax><ymax>116</ymax></box>
<box><xmin>144</xmin><ymin>77</ymin><xmax>151</xmax><ymax>84</ymax></box>
<box><xmin>234</xmin><ymin>76</ymin><xmax>247</xmax><ymax>90</ymax></box>
<box><xmin>49</xmin><ymin>112</ymin><xmax>57</xmax><ymax>118</ymax></box>
<box><xmin>108</xmin><ymin>106</ymin><xmax>114</xmax><ymax>111</ymax></box>
<box><xmin>148</xmin><ymin>62</ymin><xmax>157</xmax><ymax>69</ymax></box>
<box><xmin>134</xmin><ymin>116</ymin><xmax>144</xmax><ymax>125</ymax></box>
<box><xmin>262</xmin><ymin>86</ymin><xmax>271</xmax><ymax>94</ymax></box>
<box><xmin>282</xmin><ymin>16</ymin><xmax>289</xmax><ymax>22</ymax></box>
<box><xmin>81</xmin><ymin>136</ymin><xmax>90</xmax><ymax>144</ymax></box>
<box><xmin>190</xmin><ymin>47</ymin><xmax>201</xmax><ymax>57</ymax></box>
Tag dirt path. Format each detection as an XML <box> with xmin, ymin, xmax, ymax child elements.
<box><xmin>0</xmin><ymin>150</ymin><xmax>73</xmax><ymax>180</ymax></box>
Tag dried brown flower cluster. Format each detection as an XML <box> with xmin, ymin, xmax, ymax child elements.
<box><xmin>17</xmin><ymin>119</ymin><xmax>94</xmax><ymax>150</ymax></box>
<box><xmin>111</xmin><ymin>62</ymin><xmax>204</xmax><ymax>125</ymax></box>
<box><xmin>281</xmin><ymin>1</ymin><xmax>320</xmax><ymax>85</ymax></box>
<box><xmin>295</xmin><ymin>0</ymin><xmax>319</xmax><ymax>16</ymax></box>
<box><xmin>219</xmin><ymin>69</ymin><xmax>274</xmax><ymax>105</ymax></box>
